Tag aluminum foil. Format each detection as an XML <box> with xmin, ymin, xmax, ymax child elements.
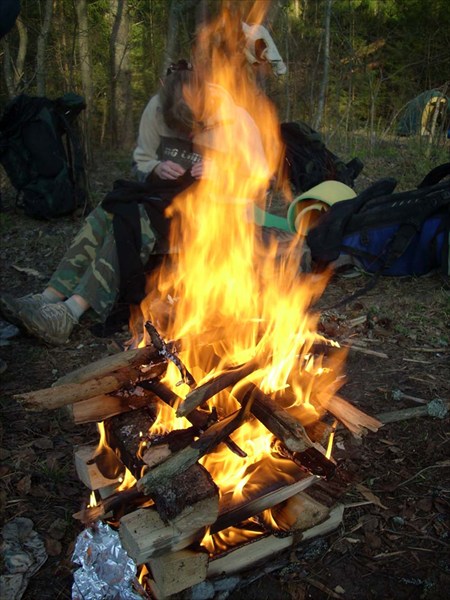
<box><xmin>72</xmin><ymin>521</ymin><xmax>142</xmax><ymax>600</ymax></box>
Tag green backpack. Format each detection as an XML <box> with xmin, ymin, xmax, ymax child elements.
<box><xmin>0</xmin><ymin>93</ymin><xmax>89</xmax><ymax>219</ymax></box>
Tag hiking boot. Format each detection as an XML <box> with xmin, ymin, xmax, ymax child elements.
<box><xmin>0</xmin><ymin>293</ymin><xmax>49</xmax><ymax>327</ymax></box>
<box><xmin>19</xmin><ymin>302</ymin><xmax>78</xmax><ymax>345</ymax></box>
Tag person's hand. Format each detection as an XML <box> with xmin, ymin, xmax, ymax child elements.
<box><xmin>154</xmin><ymin>161</ymin><xmax>186</xmax><ymax>180</ymax></box>
<box><xmin>190</xmin><ymin>160</ymin><xmax>211</xmax><ymax>180</ymax></box>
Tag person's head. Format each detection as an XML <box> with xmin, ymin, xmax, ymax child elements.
<box><xmin>160</xmin><ymin>60</ymin><xmax>202</xmax><ymax>135</ymax></box>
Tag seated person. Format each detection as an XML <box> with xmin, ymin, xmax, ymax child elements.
<box><xmin>0</xmin><ymin>61</ymin><xmax>268</xmax><ymax>346</ymax></box>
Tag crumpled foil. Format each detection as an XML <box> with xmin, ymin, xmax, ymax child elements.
<box><xmin>0</xmin><ymin>517</ymin><xmax>48</xmax><ymax>600</ymax></box>
<box><xmin>72</xmin><ymin>521</ymin><xmax>142</xmax><ymax>600</ymax></box>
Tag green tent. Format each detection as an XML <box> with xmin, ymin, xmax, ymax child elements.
<box><xmin>397</xmin><ymin>89</ymin><xmax>449</xmax><ymax>136</ymax></box>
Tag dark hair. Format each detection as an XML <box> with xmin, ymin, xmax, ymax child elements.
<box><xmin>160</xmin><ymin>60</ymin><xmax>198</xmax><ymax>135</ymax></box>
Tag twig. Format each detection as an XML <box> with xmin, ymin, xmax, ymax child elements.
<box><xmin>376</xmin><ymin>402</ymin><xmax>450</xmax><ymax>424</ymax></box>
<box><xmin>392</xmin><ymin>460</ymin><xmax>450</xmax><ymax>489</ymax></box>
<box><xmin>341</xmin><ymin>344</ymin><xmax>388</xmax><ymax>359</ymax></box>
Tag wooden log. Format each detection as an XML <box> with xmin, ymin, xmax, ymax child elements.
<box><xmin>119</xmin><ymin>493</ymin><xmax>219</xmax><ymax>564</ymax></box>
<box><xmin>176</xmin><ymin>359</ymin><xmax>260</xmax><ymax>417</ymax></box>
<box><xmin>148</xmin><ymin>548</ymin><xmax>209</xmax><ymax>598</ymax></box>
<box><xmin>105</xmin><ymin>406</ymin><xmax>156</xmax><ymax>477</ymax></box>
<box><xmin>14</xmin><ymin>360</ymin><xmax>165</xmax><ymax>412</ymax></box>
<box><xmin>66</xmin><ymin>391</ymin><xmax>153</xmax><ymax>425</ymax></box>
<box><xmin>151</xmin><ymin>463</ymin><xmax>219</xmax><ymax>522</ymax></box>
<box><xmin>315</xmin><ymin>393</ymin><xmax>382</xmax><ymax>437</ymax></box>
<box><xmin>207</xmin><ymin>504</ymin><xmax>344</xmax><ymax>578</ymax></box>
<box><xmin>241</xmin><ymin>383</ymin><xmax>317</xmax><ymax>453</ymax></box>
<box><xmin>142</xmin><ymin>428</ymin><xmax>199</xmax><ymax>469</ymax></box>
<box><xmin>74</xmin><ymin>445</ymin><xmax>122</xmax><ymax>490</ymax></box>
<box><xmin>54</xmin><ymin>346</ymin><xmax>164</xmax><ymax>385</ymax></box>
<box><xmin>137</xmin><ymin>402</ymin><xmax>252</xmax><ymax>497</ymax></box>
<box><xmin>268</xmin><ymin>492</ymin><xmax>330</xmax><ymax>532</ymax></box>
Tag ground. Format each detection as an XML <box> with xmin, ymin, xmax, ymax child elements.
<box><xmin>0</xmin><ymin>156</ymin><xmax>449</xmax><ymax>600</ymax></box>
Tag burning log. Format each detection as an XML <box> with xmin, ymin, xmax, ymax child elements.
<box><xmin>141</xmin><ymin>379</ymin><xmax>247</xmax><ymax>458</ymax></box>
<box><xmin>240</xmin><ymin>383</ymin><xmax>319</xmax><ymax>453</ymax></box>
<box><xmin>141</xmin><ymin>428</ymin><xmax>199</xmax><ymax>469</ymax></box>
<box><xmin>137</xmin><ymin>400</ymin><xmax>253</xmax><ymax>497</ymax></box>
<box><xmin>176</xmin><ymin>359</ymin><xmax>260</xmax><ymax>417</ymax></box>
<box><xmin>207</xmin><ymin>504</ymin><xmax>345</xmax><ymax>579</ymax></box>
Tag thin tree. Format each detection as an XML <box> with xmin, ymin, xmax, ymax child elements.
<box><xmin>74</xmin><ymin>0</ymin><xmax>94</xmax><ymax>165</ymax></box>
<box><xmin>314</xmin><ymin>0</ymin><xmax>332</xmax><ymax>130</ymax></box>
<box><xmin>109</xmin><ymin>0</ymin><xmax>133</xmax><ymax>148</ymax></box>
<box><xmin>36</xmin><ymin>0</ymin><xmax>53</xmax><ymax>96</ymax></box>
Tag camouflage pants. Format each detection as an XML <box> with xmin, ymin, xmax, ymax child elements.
<box><xmin>48</xmin><ymin>205</ymin><xmax>156</xmax><ymax>321</ymax></box>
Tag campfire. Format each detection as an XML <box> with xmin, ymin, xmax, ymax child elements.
<box><xmin>16</xmin><ymin>3</ymin><xmax>382</xmax><ymax>597</ymax></box>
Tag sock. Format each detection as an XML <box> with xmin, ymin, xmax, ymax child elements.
<box><xmin>42</xmin><ymin>289</ymin><xmax>64</xmax><ymax>303</ymax></box>
<box><xmin>64</xmin><ymin>297</ymin><xmax>86</xmax><ymax>321</ymax></box>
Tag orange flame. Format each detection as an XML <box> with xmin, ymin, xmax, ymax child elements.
<box><xmin>131</xmin><ymin>1</ymin><xmax>345</xmax><ymax>550</ymax></box>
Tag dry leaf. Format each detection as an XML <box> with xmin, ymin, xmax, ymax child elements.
<box><xmin>355</xmin><ymin>483</ymin><xmax>388</xmax><ymax>510</ymax></box>
<box><xmin>16</xmin><ymin>474</ymin><xmax>31</xmax><ymax>495</ymax></box>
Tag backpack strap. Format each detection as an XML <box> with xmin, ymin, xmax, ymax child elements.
<box><xmin>417</xmin><ymin>162</ymin><xmax>450</xmax><ymax>188</ymax></box>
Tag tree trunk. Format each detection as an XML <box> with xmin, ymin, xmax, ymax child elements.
<box><xmin>36</xmin><ymin>0</ymin><xmax>53</xmax><ymax>96</ymax></box>
<box><xmin>74</xmin><ymin>0</ymin><xmax>94</xmax><ymax>165</ymax></box>
<box><xmin>2</xmin><ymin>16</ymin><xmax>28</xmax><ymax>98</ymax></box>
<box><xmin>314</xmin><ymin>0</ymin><xmax>332</xmax><ymax>130</ymax></box>
<box><xmin>109</xmin><ymin>0</ymin><xmax>134</xmax><ymax>149</ymax></box>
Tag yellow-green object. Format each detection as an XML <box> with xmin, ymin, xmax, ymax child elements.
<box><xmin>254</xmin><ymin>180</ymin><xmax>356</xmax><ymax>234</ymax></box>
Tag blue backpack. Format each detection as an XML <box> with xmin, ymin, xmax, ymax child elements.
<box><xmin>307</xmin><ymin>163</ymin><xmax>450</xmax><ymax>285</ymax></box>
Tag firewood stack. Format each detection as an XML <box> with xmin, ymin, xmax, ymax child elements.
<box><xmin>15</xmin><ymin>333</ymin><xmax>381</xmax><ymax>598</ymax></box>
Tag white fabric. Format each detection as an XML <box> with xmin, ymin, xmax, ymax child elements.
<box><xmin>242</xmin><ymin>22</ymin><xmax>287</xmax><ymax>76</ymax></box>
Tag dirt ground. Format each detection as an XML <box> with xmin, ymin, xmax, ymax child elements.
<box><xmin>0</xmin><ymin>161</ymin><xmax>449</xmax><ymax>600</ymax></box>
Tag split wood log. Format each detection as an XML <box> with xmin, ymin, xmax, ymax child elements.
<box><xmin>54</xmin><ymin>346</ymin><xmax>164</xmax><ymax>385</ymax></box>
<box><xmin>315</xmin><ymin>393</ymin><xmax>382</xmax><ymax>437</ymax></box>
<box><xmin>137</xmin><ymin>401</ymin><xmax>252</xmax><ymax>497</ymax></box>
<box><xmin>176</xmin><ymin>359</ymin><xmax>260</xmax><ymax>417</ymax></box>
<box><xmin>74</xmin><ymin>445</ymin><xmax>123</xmax><ymax>490</ymax></box>
<box><xmin>148</xmin><ymin>548</ymin><xmax>209</xmax><ymax>598</ymax></box>
<box><xmin>211</xmin><ymin>468</ymin><xmax>319</xmax><ymax>534</ymax></box>
<box><xmin>207</xmin><ymin>504</ymin><xmax>344</xmax><ymax>578</ymax></box>
<box><xmin>14</xmin><ymin>360</ymin><xmax>166</xmax><ymax>411</ymax></box>
<box><xmin>141</xmin><ymin>428</ymin><xmax>199</xmax><ymax>469</ymax></box>
<box><xmin>268</xmin><ymin>491</ymin><xmax>330</xmax><ymax>532</ymax></box>
<box><xmin>67</xmin><ymin>392</ymin><xmax>153</xmax><ymax>425</ymax></box>
<box><xmin>119</xmin><ymin>490</ymin><xmax>219</xmax><ymax>564</ymax></box>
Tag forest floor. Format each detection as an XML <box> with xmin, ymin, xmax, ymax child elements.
<box><xmin>0</xmin><ymin>148</ymin><xmax>449</xmax><ymax>600</ymax></box>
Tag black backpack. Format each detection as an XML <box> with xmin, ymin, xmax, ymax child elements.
<box><xmin>280</xmin><ymin>121</ymin><xmax>364</xmax><ymax>195</ymax></box>
<box><xmin>307</xmin><ymin>163</ymin><xmax>450</xmax><ymax>305</ymax></box>
<box><xmin>0</xmin><ymin>93</ymin><xmax>88</xmax><ymax>219</ymax></box>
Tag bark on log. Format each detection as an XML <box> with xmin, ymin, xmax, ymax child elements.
<box><xmin>14</xmin><ymin>361</ymin><xmax>166</xmax><ymax>411</ymax></box>
<box><xmin>54</xmin><ymin>346</ymin><xmax>164</xmax><ymax>385</ymax></box>
<box><xmin>241</xmin><ymin>383</ymin><xmax>317</xmax><ymax>453</ymax></box>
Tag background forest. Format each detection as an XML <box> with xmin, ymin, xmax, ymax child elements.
<box><xmin>1</xmin><ymin>0</ymin><xmax>449</xmax><ymax>169</ymax></box>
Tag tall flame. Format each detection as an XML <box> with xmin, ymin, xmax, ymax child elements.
<box><xmin>136</xmin><ymin>1</ymin><xmax>343</xmax><ymax>522</ymax></box>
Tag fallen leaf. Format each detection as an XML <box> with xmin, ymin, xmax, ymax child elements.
<box><xmin>33</xmin><ymin>437</ymin><xmax>54</xmax><ymax>450</ymax></box>
<box><xmin>16</xmin><ymin>474</ymin><xmax>32</xmax><ymax>495</ymax></box>
<box><xmin>45</xmin><ymin>537</ymin><xmax>62</xmax><ymax>556</ymax></box>
<box><xmin>355</xmin><ymin>483</ymin><xmax>388</xmax><ymax>510</ymax></box>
